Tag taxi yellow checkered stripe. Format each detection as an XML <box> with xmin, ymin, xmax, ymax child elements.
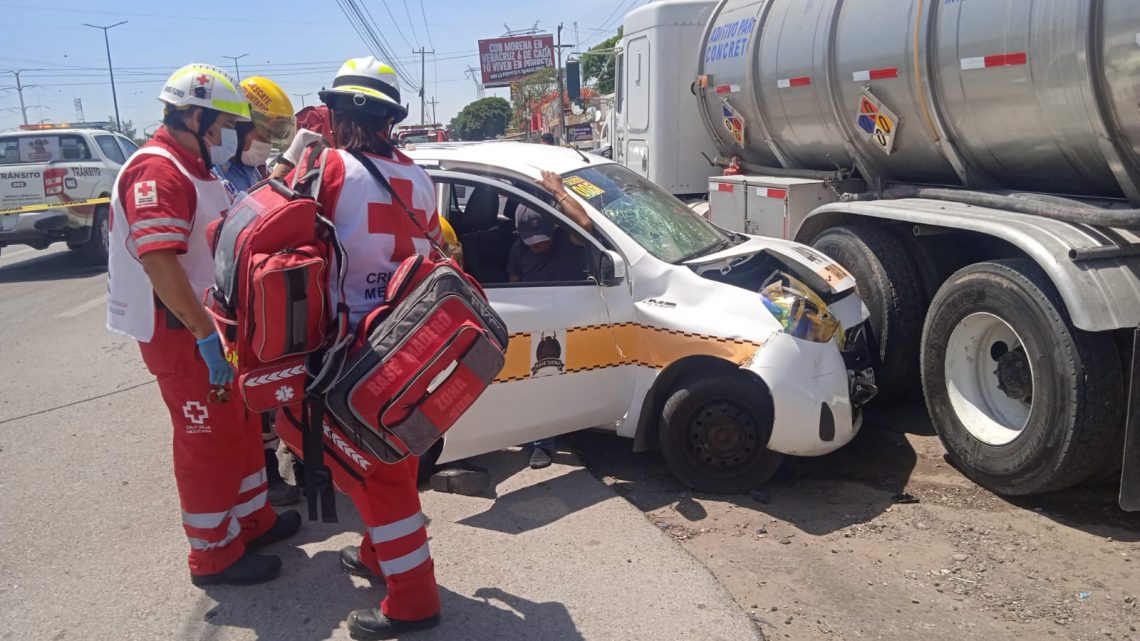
<box><xmin>492</xmin><ymin>323</ymin><xmax>762</xmax><ymax>384</ymax></box>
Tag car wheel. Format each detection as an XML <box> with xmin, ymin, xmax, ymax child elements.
<box><xmin>659</xmin><ymin>375</ymin><xmax>782</xmax><ymax>494</ymax></box>
<box><xmin>922</xmin><ymin>259</ymin><xmax>1124</xmax><ymax>495</ymax></box>
<box><xmin>812</xmin><ymin>225</ymin><xmax>924</xmax><ymax>399</ymax></box>
<box><xmin>81</xmin><ymin>205</ymin><xmax>110</xmax><ymax>265</ymax></box>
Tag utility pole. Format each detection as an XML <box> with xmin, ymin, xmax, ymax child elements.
<box><xmin>3</xmin><ymin>70</ymin><xmax>30</xmax><ymax>125</ymax></box>
<box><xmin>427</xmin><ymin>96</ymin><xmax>439</xmax><ymax>126</ymax></box>
<box><xmin>555</xmin><ymin>24</ymin><xmax>575</xmax><ymax>144</ymax></box>
<box><xmin>412</xmin><ymin>47</ymin><xmax>435</xmax><ymax>125</ymax></box>
<box><xmin>82</xmin><ymin>21</ymin><xmax>126</xmax><ymax>133</ymax></box>
<box><xmin>223</xmin><ymin>54</ymin><xmax>249</xmax><ymax>82</ymax></box>
<box><xmin>74</xmin><ymin>97</ymin><xmax>84</xmax><ymax>122</ymax></box>
<box><xmin>294</xmin><ymin>92</ymin><xmax>312</xmax><ymax>108</ymax></box>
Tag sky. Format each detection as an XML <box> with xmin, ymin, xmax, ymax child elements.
<box><xmin>0</xmin><ymin>0</ymin><xmax>637</xmax><ymax>134</ymax></box>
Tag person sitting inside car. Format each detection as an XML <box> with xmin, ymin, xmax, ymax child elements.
<box><xmin>508</xmin><ymin>170</ymin><xmax>595</xmax><ymax>468</ymax></box>
<box><xmin>507</xmin><ymin>170</ymin><xmax>594</xmax><ymax>284</ymax></box>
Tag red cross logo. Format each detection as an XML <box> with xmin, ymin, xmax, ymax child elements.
<box><xmin>136</xmin><ymin>182</ymin><xmax>154</xmax><ymax>198</ymax></box>
<box><xmin>367</xmin><ymin>177</ymin><xmax>430</xmax><ymax>260</ymax></box>
<box><xmin>196</xmin><ymin>74</ymin><xmax>210</xmax><ymax>86</ymax></box>
<box><xmin>181</xmin><ymin>401</ymin><xmax>209</xmax><ymax>426</ymax></box>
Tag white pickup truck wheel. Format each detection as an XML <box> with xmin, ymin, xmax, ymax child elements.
<box><xmin>80</xmin><ymin>205</ymin><xmax>110</xmax><ymax>265</ymax></box>
<box><xmin>660</xmin><ymin>375</ymin><xmax>782</xmax><ymax>494</ymax></box>
<box><xmin>921</xmin><ymin>259</ymin><xmax>1123</xmax><ymax>495</ymax></box>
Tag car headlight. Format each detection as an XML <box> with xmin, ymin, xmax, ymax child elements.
<box><xmin>759</xmin><ymin>272</ymin><xmax>843</xmax><ymax>346</ymax></box>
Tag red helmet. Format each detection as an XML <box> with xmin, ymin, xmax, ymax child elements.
<box><xmin>295</xmin><ymin>105</ymin><xmax>333</xmax><ymax>144</ymax></box>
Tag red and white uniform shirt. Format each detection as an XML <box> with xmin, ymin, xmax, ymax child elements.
<box><xmin>313</xmin><ymin>148</ymin><xmax>442</xmax><ymax>325</ymax></box>
<box><xmin>106</xmin><ymin>127</ymin><xmax>232</xmax><ymax>342</ymax></box>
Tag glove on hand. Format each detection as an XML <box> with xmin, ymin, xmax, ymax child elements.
<box><xmin>196</xmin><ymin>332</ymin><xmax>235</xmax><ymax>386</ymax></box>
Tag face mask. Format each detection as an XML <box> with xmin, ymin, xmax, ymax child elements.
<box><xmin>242</xmin><ymin>140</ymin><xmax>272</xmax><ymax>167</ymax></box>
<box><xmin>209</xmin><ymin>128</ymin><xmax>239</xmax><ymax>166</ymax></box>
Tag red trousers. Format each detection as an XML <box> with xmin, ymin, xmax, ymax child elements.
<box><xmin>139</xmin><ymin>313</ymin><xmax>278</xmax><ymax>576</ymax></box>
<box><xmin>277</xmin><ymin>413</ymin><xmax>441</xmax><ymax>621</ymax></box>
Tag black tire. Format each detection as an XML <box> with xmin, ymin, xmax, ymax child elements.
<box><xmin>659</xmin><ymin>375</ymin><xmax>782</xmax><ymax>494</ymax></box>
<box><xmin>812</xmin><ymin>225</ymin><xmax>924</xmax><ymax>398</ymax></box>
<box><xmin>888</xmin><ymin>229</ymin><xmax>964</xmax><ymax>308</ymax></box>
<box><xmin>80</xmin><ymin>205</ymin><xmax>110</xmax><ymax>265</ymax></box>
<box><xmin>921</xmin><ymin>259</ymin><xmax>1124</xmax><ymax>495</ymax></box>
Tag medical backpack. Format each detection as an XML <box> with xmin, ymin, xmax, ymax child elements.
<box><xmin>206</xmin><ymin>148</ymin><xmax>350</xmax><ymax>521</ymax></box>
<box><xmin>322</xmin><ymin>152</ymin><xmax>508</xmax><ymax>463</ymax></box>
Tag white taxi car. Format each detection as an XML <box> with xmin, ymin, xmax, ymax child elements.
<box><xmin>408</xmin><ymin>142</ymin><xmax>877</xmax><ymax>493</ymax></box>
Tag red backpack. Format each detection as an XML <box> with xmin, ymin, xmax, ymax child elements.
<box><xmin>205</xmin><ymin>149</ymin><xmax>350</xmax><ymax>412</ymax></box>
<box><xmin>206</xmin><ymin>149</ymin><xmax>350</xmax><ymax>521</ymax></box>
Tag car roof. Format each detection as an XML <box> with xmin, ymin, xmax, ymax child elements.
<box><xmin>0</xmin><ymin>129</ymin><xmax>117</xmax><ymax>137</ymax></box>
<box><xmin>404</xmin><ymin>141</ymin><xmax>613</xmax><ymax>178</ymax></box>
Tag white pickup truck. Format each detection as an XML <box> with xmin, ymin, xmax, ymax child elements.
<box><xmin>0</xmin><ymin>126</ymin><xmax>139</xmax><ymax>263</ymax></box>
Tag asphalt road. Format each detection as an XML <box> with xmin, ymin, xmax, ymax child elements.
<box><xmin>0</xmin><ymin>246</ymin><xmax>760</xmax><ymax>641</ymax></box>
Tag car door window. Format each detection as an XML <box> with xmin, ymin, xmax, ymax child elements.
<box><xmin>117</xmin><ymin>136</ymin><xmax>139</xmax><ymax>159</ymax></box>
<box><xmin>95</xmin><ymin>135</ymin><xmax>125</xmax><ymax>164</ymax></box>
<box><xmin>435</xmin><ymin>175</ymin><xmax>603</xmax><ymax>288</ymax></box>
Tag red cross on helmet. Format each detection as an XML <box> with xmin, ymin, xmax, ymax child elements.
<box><xmin>158</xmin><ymin>63</ymin><xmax>251</xmax><ymax>121</ymax></box>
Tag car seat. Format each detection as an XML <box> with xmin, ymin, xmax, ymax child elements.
<box><xmin>453</xmin><ymin>186</ymin><xmax>513</xmax><ymax>283</ymax></box>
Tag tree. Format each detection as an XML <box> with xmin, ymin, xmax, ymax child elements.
<box><xmin>110</xmin><ymin>116</ymin><xmax>142</xmax><ymax>144</ymax></box>
<box><xmin>450</xmin><ymin>97</ymin><xmax>513</xmax><ymax>141</ymax></box>
<box><xmin>510</xmin><ymin>68</ymin><xmax>558</xmax><ymax>131</ymax></box>
<box><xmin>581</xmin><ymin>27</ymin><xmax>622</xmax><ymax>94</ymax></box>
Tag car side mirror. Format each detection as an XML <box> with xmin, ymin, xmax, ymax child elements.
<box><xmin>598</xmin><ymin>250</ymin><xmax>627</xmax><ymax>287</ymax></box>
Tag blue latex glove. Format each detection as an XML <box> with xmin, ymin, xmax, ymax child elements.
<box><xmin>196</xmin><ymin>332</ymin><xmax>235</xmax><ymax>386</ymax></box>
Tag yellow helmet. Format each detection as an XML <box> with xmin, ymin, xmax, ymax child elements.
<box><xmin>240</xmin><ymin>76</ymin><xmax>296</xmax><ymax>146</ymax></box>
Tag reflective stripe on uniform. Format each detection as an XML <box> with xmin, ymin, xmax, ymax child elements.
<box><xmin>129</xmin><ymin>218</ymin><xmax>191</xmax><ymax>233</ymax></box>
<box><xmin>238</xmin><ymin>469</ymin><xmax>267</xmax><ymax>494</ymax></box>
<box><xmin>183</xmin><ymin>508</ymin><xmax>231</xmax><ymax>530</ymax></box>
<box><xmin>378</xmin><ymin>541</ymin><xmax>431</xmax><ymax>576</ymax></box>
<box><xmin>187</xmin><ymin>514</ymin><xmax>241</xmax><ymax>551</ymax></box>
<box><xmin>367</xmin><ymin>512</ymin><xmax>426</xmax><ymax>544</ymax></box>
<box><xmin>234</xmin><ymin>490</ymin><xmax>268</xmax><ymax>518</ymax></box>
<box><xmin>135</xmin><ymin>232</ymin><xmax>189</xmax><ymax>248</ymax></box>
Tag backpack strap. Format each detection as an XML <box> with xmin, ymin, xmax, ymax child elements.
<box><xmin>349</xmin><ymin>150</ymin><xmax>448</xmax><ymax>261</ymax></box>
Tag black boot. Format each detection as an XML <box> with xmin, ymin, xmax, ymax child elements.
<box><xmin>340</xmin><ymin>545</ymin><xmax>379</xmax><ymax>578</ymax></box>
<box><xmin>190</xmin><ymin>551</ymin><xmax>281</xmax><ymax>587</ymax></box>
<box><xmin>248</xmin><ymin>510</ymin><xmax>302</xmax><ymax>549</ymax></box>
<box><xmin>347</xmin><ymin>608</ymin><xmax>440</xmax><ymax>640</ymax></box>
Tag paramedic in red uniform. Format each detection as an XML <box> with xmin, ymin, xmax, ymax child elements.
<box><xmin>288</xmin><ymin>56</ymin><xmax>444</xmax><ymax>639</ymax></box>
<box><xmin>105</xmin><ymin>63</ymin><xmax>300</xmax><ymax>587</ymax></box>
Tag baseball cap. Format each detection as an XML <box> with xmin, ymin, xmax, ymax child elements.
<box><xmin>516</xmin><ymin>205</ymin><xmax>554</xmax><ymax>246</ymax></box>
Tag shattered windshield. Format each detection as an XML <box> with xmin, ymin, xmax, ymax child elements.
<box><xmin>561</xmin><ymin>163</ymin><xmax>730</xmax><ymax>263</ymax></box>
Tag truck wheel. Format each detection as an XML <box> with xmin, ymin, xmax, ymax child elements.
<box><xmin>659</xmin><ymin>375</ymin><xmax>782</xmax><ymax>494</ymax></box>
<box><xmin>81</xmin><ymin>205</ymin><xmax>110</xmax><ymax>265</ymax></box>
<box><xmin>812</xmin><ymin>225</ymin><xmax>924</xmax><ymax>398</ymax></box>
<box><xmin>922</xmin><ymin>259</ymin><xmax>1124</xmax><ymax>495</ymax></box>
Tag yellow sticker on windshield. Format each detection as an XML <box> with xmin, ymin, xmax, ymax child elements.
<box><xmin>563</xmin><ymin>176</ymin><xmax>605</xmax><ymax>200</ymax></box>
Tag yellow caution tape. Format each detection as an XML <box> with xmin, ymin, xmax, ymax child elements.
<box><xmin>0</xmin><ymin>197</ymin><xmax>111</xmax><ymax>217</ymax></box>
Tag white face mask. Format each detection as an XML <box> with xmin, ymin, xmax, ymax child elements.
<box><xmin>209</xmin><ymin>128</ymin><xmax>239</xmax><ymax>166</ymax></box>
<box><xmin>242</xmin><ymin>139</ymin><xmax>272</xmax><ymax>167</ymax></box>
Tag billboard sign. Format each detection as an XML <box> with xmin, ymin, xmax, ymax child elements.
<box><xmin>479</xmin><ymin>35</ymin><xmax>555</xmax><ymax>88</ymax></box>
<box><xmin>567</xmin><ymin>123</ymin><xmax>593</xmax><ymax>142</ymax></box>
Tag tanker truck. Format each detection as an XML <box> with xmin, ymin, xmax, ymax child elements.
<box><xmin>614</xmin><ymin>0</ymin><xmax>1140</xmax><ymax>509</ymax></box>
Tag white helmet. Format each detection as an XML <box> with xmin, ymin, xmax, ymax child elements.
<box><xmin>158</xmin><ymin>63</ymin><xmax>251</xmax><ymax>121</ymax></box>
<box><xmin>319</xmin><ymin>56</ymin><xmax>408</xmax><ymax>123</ymax></box>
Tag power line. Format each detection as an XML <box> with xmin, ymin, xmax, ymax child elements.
<box><xmin>402</xmin><ymin>0</ymin><xmax>421</xmax><ymax>46</ymax></box>
<box><xmin>377</xmin><ymin>0</ymin><xmax>416</xmax><ymax>50</ymax></box>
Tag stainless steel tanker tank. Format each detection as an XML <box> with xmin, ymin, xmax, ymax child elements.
<box><xmin>695</xmin><ymin>0</ymin><xmax>1140</xmax><ymax>202</ymax></box>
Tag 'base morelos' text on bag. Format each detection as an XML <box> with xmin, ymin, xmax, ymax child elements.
<box><xmin>325</xmin><ymin>252</ymin><xmax>509</xmax><ymax>463</ymax></box>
